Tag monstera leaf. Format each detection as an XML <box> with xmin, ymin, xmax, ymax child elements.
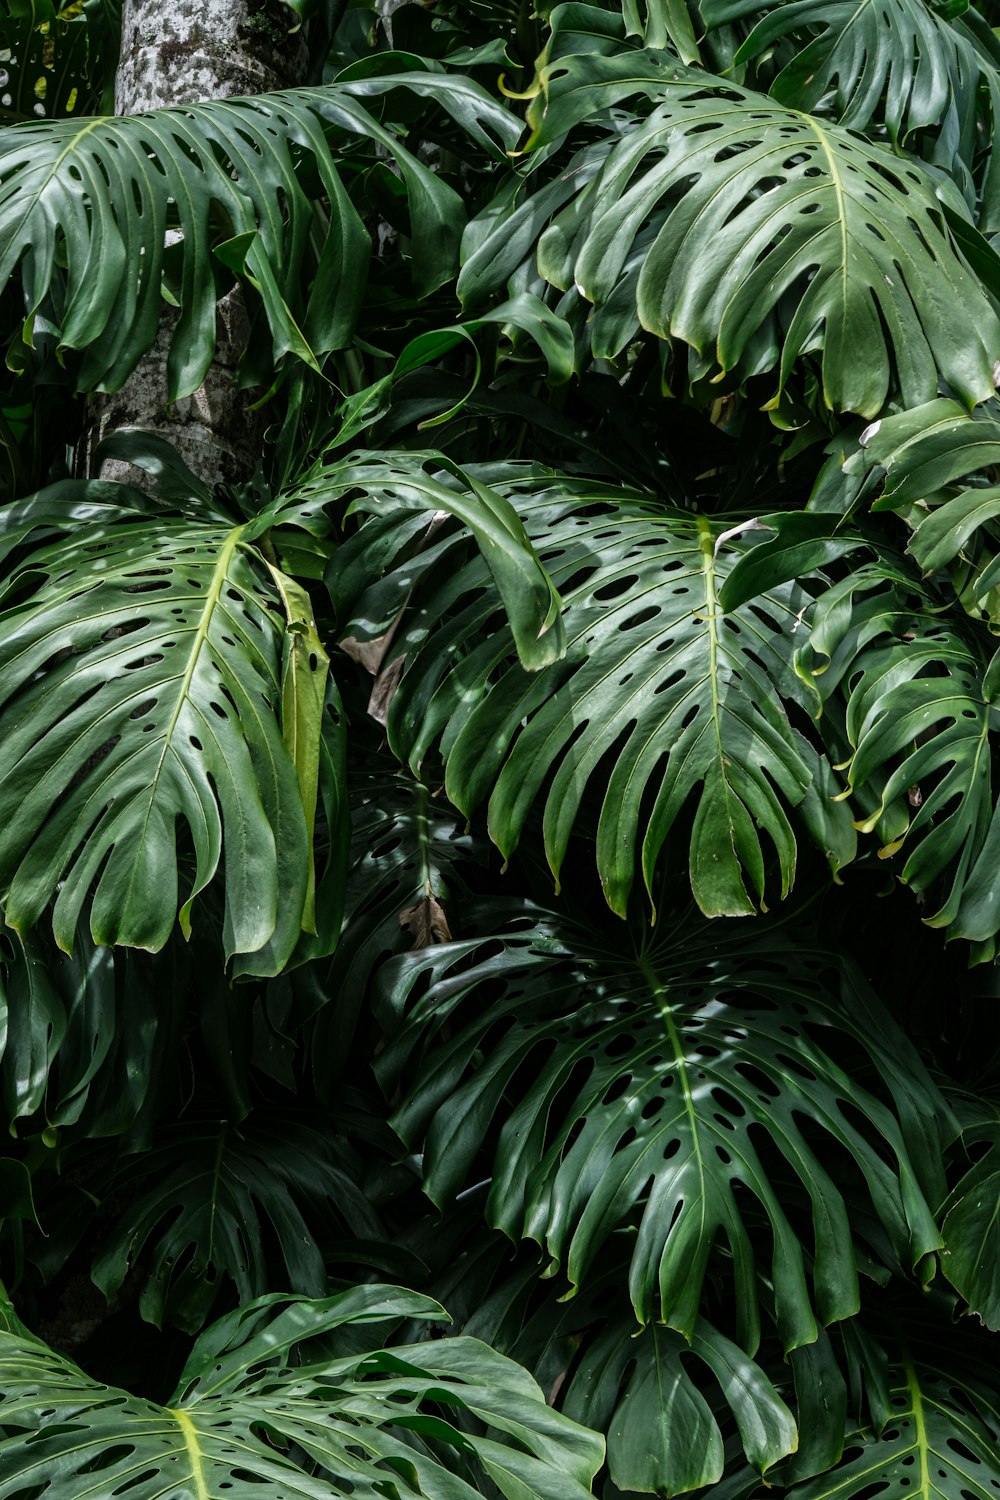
<box><xmin>0</xmin><ymin>440</ymin><xmax>562</xmax><ymax>962</ymax></box>
<box><xmin>376</xmin><ymin>910</ymin><xmax>948</xmax><ymax>1344</ymax></box>
<box><xmin>848</xmin><ymin>398</ymin><xmax>1000</xmax><ymax>607</ymax></box>
<box><xmin>700</xmin><ymin>0</ymin><xmax>998</xmax><ymax>191</ymax></box>
<box><xmin>0</xmin><ymin>499</ymin><xmax>316</xmax><ymax>968</ymax></box>
<box><xmin>91</xmin><ymin>1116</ymin><xmax>381</xmax><ymax>1332</ymax></box>
<box><xmin>333</xmin><ymin>468</ymin><xmax>853</xmax><ymax>918</ymax></box>
<box><xmin>0</xmin><ymin>71</ymin><xmax>516</xmax><ymax>396</ymax></box>
<box><xmin>795</xmin><ymin>558</ymin><xmax>1000</xmax><ymax>955</ymax></box>
<box><xmin>453</xmin><ymin>1249</ymin><xmax>797</xmax><ymax>1497</ymax></box>
<box><xmin>461</xmin><ymin>56</ymin><xmax>1000</xmax><ymax>414</ymax></box>
<box><xmin>0</xmin><ymin>1283</ymin><xmax>604</xmax><ymax>1499</ymax></box>
<box><xmin>788</xmin><ymin>1324</ymin><xmax>1000</xmax><ymax>1500</ymax></box>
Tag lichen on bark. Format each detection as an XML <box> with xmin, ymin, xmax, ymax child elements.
<box><xmin>83</xmin><ymin>0</ymin><xmax>309</xmax><ymax>488</ymax></box>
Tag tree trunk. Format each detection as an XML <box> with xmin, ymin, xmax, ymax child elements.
<box><xmin>80</xmin><ymin>0</ymin><xmax>308</xmax><ymax>487</ymax></box>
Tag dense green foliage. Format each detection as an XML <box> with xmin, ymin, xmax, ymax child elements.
<box><xmin>3</xmin><ymin>0</ymin><xmax>1000</xmax><ymax>1495</ymax></box>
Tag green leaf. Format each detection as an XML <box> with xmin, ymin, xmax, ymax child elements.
<box><xmin>91</xmin><ymin>1117</ymin><xmax>381</xmax><ymax>1332</ymax></box>
<box><xmin>0</xmin><ymin>494</ymin><xmax>312</xmax><ymax>968</ymax></box>
<box><xmin>719</xmin><ymin>514</ymin><xmax>868</xmax><ymax>614</ymax></box>
<box><xmin>0</xmin><ymin>78</ymin><xmax>475</xmax><ymax>396</ymax></box>
<box><xmin>306</xmin><ymin>450</ymin><xmax>566</xmax><ymax>670</ymax></box>
<box><xmin>263</xmin><ymin>566</ymin><xmax>330</xmax><ymax>934</ymax></box>
<box><xmin>377</xmin><ymin>914</ymin><xmax>947</xmax><ymax>1341</ymax></box>
<box><xmin>336</xmin><ymin>471</ymin><xmax>836</xmax><ymax>918</ymax></box>
<box><xmin>309</xmin><ymin>763</ymin><xmax>482</xmax><ymax>1097</ymax></box>
<box><xmin>503</xmin><ymin>58</ymin><xmax>1000</xmax><ymax>413</ymax></box>
<box><xmin>789</xmin><ymin>1344</ymin><xmax>1000</xmax><ymax>1500</ymax></box>
<box><xmin>701</xmin><ymin>0</ymin><xmax>994</xmax><ymax>169</ymax></box>
<box><xmin>785</xmin><ymin>1330</ymin><xmax>849</xmax><ymax>1482</ymax></box>
<box><xmin>0</xmin><ymin>1284</ymin><xmax>604</xmax><ymax>1499</ymax></box>
<box><xmin>798</xmin><ymin>561</ymin><xmax>1000</xmax><ymax>949</ymax></box>
<box><xmin>940</xmin><ymin>1109</ymin><xmax>1000</xmax><ymax>1329</ymax></box>
<box><xmin>0</xmin><ymin>932</ymin><xmax>64</xmax><ymax>1127</ymax></box>
<box><xmin>456</xmin><ymin>1245</ymin><xmax>796</xmax><ymax>1496</ymax></box>
<box><xmin>580</xmin><ymin>1318</ymin><xmax>796</xmax><ymax>1491</ymax></box>
<box><xmin>850</xmin><ymin>399</ymin><xmax>1000</xmax><ymax>595</ymax></box>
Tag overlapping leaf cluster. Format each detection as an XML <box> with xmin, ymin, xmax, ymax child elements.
<box><xmin>1</xmin><ymin>2</ymin><xmax>1000</xmax><ymax>1499</ymax></box>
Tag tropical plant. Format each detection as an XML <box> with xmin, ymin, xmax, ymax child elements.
<box><xmin>2</xmin><ymin>0</ymin><xmax>1000</xmax><ymax>1496</ymax></box>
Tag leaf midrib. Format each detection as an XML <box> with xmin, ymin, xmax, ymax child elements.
<box><xmin>169</xmin><ymin>1406</ymin><xmax>211</xmax><ymax>1500</ymax></box>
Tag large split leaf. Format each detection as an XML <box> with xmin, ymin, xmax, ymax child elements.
<box><xmin>454</xmin><ymin>1249</ymin><xmax>797</xmax><ymax>1496</ymax></box>
<box><xmin>463</xmin><ymin>56</ymin><xmax>1000</xmax><ymax>414</ymax></box>
<box><xmin>376</xmin><ymin>911</ymin><xmax>948</xmax><ymax>1342</ymax></box>
<box><xmin>294</xmin><ymin>449</ymin><xmax>566</xmax><ymax>670</ymax></box>
<box><xmin>848</xmin><ymin>398</ymin><xmax>1000</xmax><ymax>611</ymax></box>
<box><xmin>700</xmin><ymin>0</ymin><xmax>998</xmax><ymax>184</ymax></box>
<box><xmin>0</xmin><ymin>1283</ymin><xmax>604</xmax><ymax>1499</ymax></box>
<box><xmin>92</xmin><ymin>1116</ymin><xmax>381</xmax><ymax>1332</ymax></box>
<box><xmin>788</xmin><ymin>1333</ymin><xmax>1000</xmax><ymax>1500</ymax></box>
<box><xmin>333</xmin><ymin>468</ymin><xmax>849</xmax><ymax>918</ymax></box>
<box><xmin>797</xmin><ymin>559</ymin><xmax>1000</xmax><ymax>956</ymax></box>
<box><xmin>0</xmin><ymin>71</ymin><xmax>514</xmax><ymax>396</ymax></box>
<box><xmin>0</xmin><ymin>501</ymin><xmax>316</xmax><ymax>967</ymax></box>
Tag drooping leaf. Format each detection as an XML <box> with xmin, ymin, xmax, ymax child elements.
<box><xmin>91</xmin><ymin>1116</ymin><xmax>381</xmax><ymax>1332</ymax></box>
<box><xmin>797</xmin><ymin>560</ymin><xmax>1000</xmax><ymax>954</ymax></box>
<box><xmin>431</xmin><ymin>1224</ymin><xmax>833</xmax><ymax>1496</ymax></box>
<box><xmin>0</xmin><ymin>493</ymin><xmax>319</xmax><ymax>968</ymax></box>
<box><xmin>0</xmin><ymin>71</ymin><xmax>512</xmax><ymax>396</ymax></box>
<box><xmin>377</xmin><ymin>911</ymin><xmax>948</xmax><ymax>1343</ymax></box>
<box><xmin>334</xmin><ymin>469</ymin><xmax>849</xmax><ymax>918</ymax></box>
<box><xmin>294</xmin><ymin>449</ymin><xmax>566</xmax><ymax>670</ymax></box>
<box><xmin>467</xmin><ymin>55</ymin><xmax>1000</xmax><ymax>414</ymax></box>
<box><xmin>940</xmin><ymin>1105</ymin><xmax>1000</xmax><ymax>1329</ymax></box>
<box><xmin>0</xmin><ymin>1283</ymin><xmax>605</xmax><ymax>1499</ymax></box>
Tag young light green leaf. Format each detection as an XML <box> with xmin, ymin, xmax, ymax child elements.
<box><xmin>264</xmin><ymin>566</ymin><xmax>330</xmax><ymax>935</ymax></box>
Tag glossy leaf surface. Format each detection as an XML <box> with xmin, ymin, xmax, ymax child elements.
<box><xmin>0</xmin><ymin>76</ymin><xmax>510</xmax><ymax>395</ymax></box>
<box><xmin>0</xmin><ymin>504</ymin><xmax>312</xmax><ymax>966</ymax></box>
<box><xmin>0</xmin><ymin>1284</ymin><xmax>604</xmax><ymax>1499</ymax></box>
<box><xmin>799</xmin><ymin>561</ymin><xmax>1000</xmax><ymax>952</ymax></box>
<box><xmin>336</xmin><ymin>472</ymin><xmax>834</xmax><ymax>917</ymax></box>
<box><xmin>474</xmin><ymin>58</ymin><xmax>1000</xmax><ymax>414</ymax></box>
<box><xmin>378</xmin><ymin>914</ymin><xmax>946</xmax><ymax>1341</ymax></box>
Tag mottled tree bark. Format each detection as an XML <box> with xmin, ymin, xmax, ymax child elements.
<box><xmin>81</xmin><ymin>0</ymin><xmax>308</xmax><ymax>487</ymax></box>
